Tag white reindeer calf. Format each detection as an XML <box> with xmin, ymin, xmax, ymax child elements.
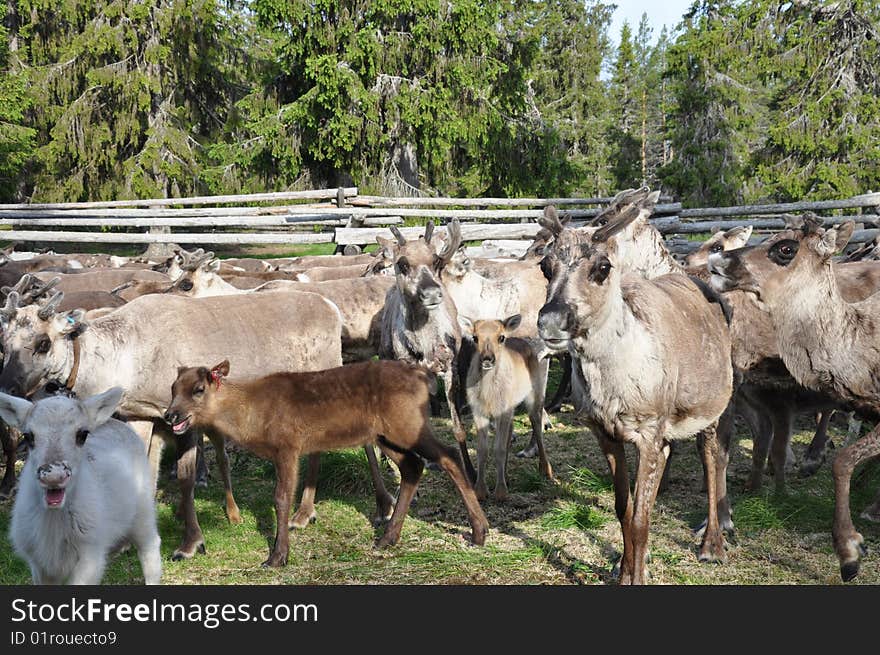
<box><xmin>0</xmin><ymin>388</ymin><xmax>161</xmax><ymax>585</ymax></box>
<box><xmin>461</xmin><ymin>315</ymin><xmax>553</xmax><ymax>501</ymax></box>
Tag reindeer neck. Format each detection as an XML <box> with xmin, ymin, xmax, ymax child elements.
<box><xmin>201</xmin><ymin>382</ymin><xmax>257</xmax><ymax>445</ymax></box>
<box><xmin>204</xmin><ymin>274</ymin><xmax>239</xmax><ymax>296</ymax></box>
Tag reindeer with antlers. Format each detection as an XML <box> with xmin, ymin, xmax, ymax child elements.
<box><xmin>379</xmin><ymin>219</ymin><xmax>477</xmax><ymax>480</ymax></box>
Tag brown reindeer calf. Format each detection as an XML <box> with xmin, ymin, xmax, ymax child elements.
<box><xmin>164</xmin><ymin>360</ymin><xmax>489</xmax><ymax>567</ymax></box>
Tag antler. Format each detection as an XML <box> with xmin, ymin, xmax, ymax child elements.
<box><xmin>389</xmin><ymin>226</ymin><xmax>407</xmax><ymax>247</ymax></box>
<box><xmin>0</xmin><ymin>292</ymin><xmax>20</xmax><ymax>321</ymax></box>
<box><xmin>36</xmin><ymin>291</ymin><xmax>64</xmax><ymax>320</ymax></box>
<box><xmin>538</xmin><ymin>206</ymin><xmax>569</xmax><ymax>236</ymax></box>
<box><xmin>2</xmin><ymin>273</ymin><xmax>35</xmax><ymax>298</ymax></box>
<box><xmin>436</xmin><ymin>219</ymin><xmax>463</xmax><ymax>265</ymax></box>
<box><xmin>181</xmin><ymin>248</ymin><xmax>215</xmax><ymax>272</ymax></box>
<box><xmin>22</xmin><ymin>276</ymin><xmax>61</xmax><ymax>305</ymax></box>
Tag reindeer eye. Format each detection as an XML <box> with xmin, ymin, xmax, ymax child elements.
<box><xmin>396</xmin><ymin>258</ymin><xmax>410</xmax><ymax>275</ymax></box>
<box><xmin>179</xmin><ymin>279</ymin><xmax>194</xmax><ymax>291</ymax></box>
<box><xmin>193</xmin><ymin>385</ymin><xmax>205</xmax><ymax>396</ymax></box>
<box><xmin>34</xmin><ymin>337</ymin><xmax>51</xmax><ymax>354</ymax></box>
<box><xmin>769</xmin><ymin>239</ymin><xmax>799</xmax><ymax>266</ymax></box>
<box><xmin>76</xmin><ymin>429</ymin><xmax>89</xmax><ymax>446</ymax></box>
<box><xmin>710</xmin><ymin>244</ymin><xmax>723</xmax><ymax>253</ymax></box>
<box><xmin>498</xmin><ymin>335</ymin><xmax>506</xmax><ymax>344</ymax></box>
<box><xmin>21</xmin><ymin>432</ymin><xmax>34</xmax><ymax>448</ymax></box>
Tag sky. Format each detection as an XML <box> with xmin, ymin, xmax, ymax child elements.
<box><xmin>609</xmin><ymin>0</ymin><xmax>695</xmax><ymax>44</ymax></box>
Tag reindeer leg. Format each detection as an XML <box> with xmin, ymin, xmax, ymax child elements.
<box><xmin>172</xmin><ymin>430</ymin><xmax>206</xmax><ymax>561</ymax></box>
<box><xmin>527</xmin><ymin>394</ymin><xmax>554</xmax><ymax>482</ymax></box>
<box><xmin>832</xmin><ymin>424</ymin><xmax>880</xmax><ymax>582</ymax></box>
<box><xmin>290</xmin><ymin>454</ymin><xmax>320</xmax><ymax>528</ymax></box>
<box><xmin>444</xmin><ymin>368</ymin><xmax>476</xmax><ymax>483</ymax></box>
<box><xmin>127</xmin><ymin>420</ymin><xmax>163</xmax><ymax>494</ymax></box>
<box><xmin>800</xmin><ymin>411</ymin><xmax>833</xmax><ymax>478</ymax></box>
<box><xmin>0</xmin><ymin>424</ymin><xmax>17</xmax><ymax>498</ymax></box>
<box><xmin>415</xmin><ymin>436</ymin><xmax>489</xmax><ymax>546</ymax></box>
<box><xmin>769</xmin><ymin>406</ymin><xmax>794</xmax><ymax>492</ymax></box>
<box><xmin>698</xmin><ymin>425</ymin><xmax>726</xmax><ymax>563</ymax></box>
<box><xmin>474</xmin><ymin>414</ymin><xmax>490</xmax><ymax>501</ymax></box>
<box><xmin>545</xmin><ymin>354</ymin><xmax>571</xmax><ymax>413</ymax></box>
<box><xmin>715</xmin><ymin>406</ymin><xmax>736</xmax><ymax>535</ymax></box>
<box><xmin>596</xmin><ymin>429</ymin><xmax>633</xmax><ymax>582</ymax></box>
<box><xmin>374</xmin><ymin>446</ymin><xmax>424</xmax><ymax>549</ymax></box>
<box><xmin>493</xmin><ymin>412</ymin><xmax>513</xmax><ymax>501</ymax></box>
<box><xmin>519</xmin><ymin>359</ymin><xmax>553</xmax><ymax>458</ymax></box>
<box><xmin>205</xmin><ymin>431</ymin><xmax>241</xmax><ymax>524</ymax></box>
<box><xmin>364</xmin><ymin>445</ymin><xmax>395</xmax><ymax>525</ymax></box>
<box><xmin>265</xmin><ymin>450</ymin><xmax>300</xmax><ymax>567</ymax></box>
<box><xmin>629</xmin><ymin>437</ymin><xmax>668</xmax><ymax>585</ymax></box>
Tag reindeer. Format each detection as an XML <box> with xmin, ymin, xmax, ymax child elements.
<box><xmin>684</xmin><ymin>226</ymin><xmax>754</xmax><ymax>270</ymax></box>
<box><xmin>164</xmin><ymin>359</ymin><xmax>489</xmax><ymax>567</ymax></box>
<box><xmin>379</xmin><ymin>220</ymin><xmax>475</xmax><ymax>480</ymax></box>
<box><xmin>537</xmin><ymin>195</ymin><xmax>733</xmax><ymax>584</ymax></box>
<box><xmin>460</xmin><ymin>315</ymin><xmax>552</xmax><ymax>501</ymax></box>
<box><xmin>1</xmin><ymin>388</ymin><xmax>161</xmax><ymax>584</ymax></box>
<box><xmin>709</xmin><ymin>216</ymin><xmax>880</xmax><ymax>581</ymax></box>
<box><xmin>0</xmin><ymin>289</ymin><xmax>344</xmax><ymax>560</ymax></box>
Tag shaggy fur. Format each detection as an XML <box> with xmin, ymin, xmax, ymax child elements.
<box><xmin>2</xmin><ymin>389</ymin><xmax>161</xmax><ymax>585</ymax></box>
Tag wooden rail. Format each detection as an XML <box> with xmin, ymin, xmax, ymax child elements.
<box><xmin>0</xmin><ymin>188</ymin><xmax>877</xmax><ymax>250</ymax></box>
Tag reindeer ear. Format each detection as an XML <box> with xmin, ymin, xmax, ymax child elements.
<box><xmin>51</xmin><ymin>309</ymin><xmax>86</xmax><ymax>335</ymax></box>
<box><xmin>457</xmin><ymin>315</ymin><xmax>474</xmax><ymax>334</ymax></box>
<box><xmin>0</xmin><ymin>392</ymin><xmax>32</xmax><ymax>430</ymax></box>
<box><xmin>727</xmin><ymin>225</ymin><xmax>753</xmax><ymax>248</ymax></box>
<box><xmin>503</xmin><ymin>314</ymin><xmax>522</xmax><ymax>332</ymax></box>
<box><xmin>206</xmin><ymin>259</ymin><xmax>221</xmax><ymax>273</ymax></box>
<box><xmin>211</xmin><ymin>360</ymin><xmax>230</xmax><ymax>381</ymax></box>
<box><xmin>835</xmin><ymin>221</ymin><xmax>856</xmax><ymax>252</ymax></box>
<box><xmin>81</xmin><ymin>387</ymin><xmax>123</xmax><ymax>430</ymax></box>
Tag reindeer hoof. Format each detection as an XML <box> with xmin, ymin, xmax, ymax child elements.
<box><xmin>261</xmin><ymin>553</ymin><xmax>288</xmax><ymax>568</ymax></box>
<box><xmin>375</xmin><ymin>534</ymin><xmax>398</xmax><ymax>549</ymax></box>
<box><xmin>516</xmin><ymin>444</ymin><xmax>538</xmax><ymax>459</ymax></box>
<box><xmin>425</xmin><ymin>460</ymin><xmax>442</xmax><ymax>472</ymax></box>
<box><xmin>493</xmin><ymin>489</ymin><xmax>509</xmax><ymax>503</ymax></box>
<box><xmin>860</xmin><ymin>504</ymin><xmax>880</xmax><ymax>523</ymax></box>
<box><xmin>470</xmin><ymin>524</ymin><xmax>488</xmax><ymax>546</ymax></box>
<box><xmin>228</xmin><ymin>510</ymin><xmax>243</xmax><ymax>525</ymax></box>
<box><xmin>172</xmin><ymin>542</ymin><xmax>206</xmax><ymax>561</ymax></box>
<box><xmin>840</xmin><ymin>561</ymin><xmax>860</xmax><ymax>582</ymax></box>
<box><xmin>289</xmin><ymin>510</ymin><xmax>317</xmax><ymax>529</ymax></box>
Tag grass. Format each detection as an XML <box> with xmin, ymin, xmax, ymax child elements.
<box><xmin>1</xmin><ymin>361</ymin><xmax>878</xmax><ymax>585</ymax></box>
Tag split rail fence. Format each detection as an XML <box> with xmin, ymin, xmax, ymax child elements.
<box><xmin>2</xmin><ymin>187</ymin><xmax>879</xmax><ymax>257</ymax></box>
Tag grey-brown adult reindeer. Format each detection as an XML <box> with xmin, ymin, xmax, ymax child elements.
<box><xmin>709</xmin><ymin>216</ymin><xmax>880</xmax><ymax>581</ymax></box>
<box><xmin>0</xmin><ymin>289</ymin><xmax>344</xmax><ymax>561</ymax></box>
<box><xmin>165</xmin><ymin>359</ymin><xmax>489</xmax><ymax>567</ymax></box>
<box><xmin>537</xmin><ymin>195</ymin><xmax>733</xmax><ymax>584</ymax></box>
<box><xmin>379</xmin><ymin>219</ymin><xmax>475</xmax><ymax>480</ymax></box>
<box><xmin>460</xmin><ymin>315</ymin><xmax>552</xmax><ymax>501</ymax></box>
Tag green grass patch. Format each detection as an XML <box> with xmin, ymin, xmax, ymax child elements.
<box><xmin>541</xmin><ymin>500</ymin><xmax>609</xmax><ymax>531</ymax></box>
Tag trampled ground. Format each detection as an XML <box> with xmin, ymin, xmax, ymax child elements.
<box><xmin>2</xmin><ymin>379</ymin><xmax>878</xmax><ymax>585</ymax></box>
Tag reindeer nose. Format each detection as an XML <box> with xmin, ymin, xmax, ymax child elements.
<box><xmin>38</xmin><ymin>463</ymin><xmax>71</xmax><ymax>486</ymax></box>
<box><xmin>419</xmin><ymin>285</ymin><xmax>443</xmax><ymax>307</ymax></box>
<box><xmin>163</xmin><ymin>409</ymin><xmax>176</xmax><ymax>424</ymax></box>
<box><xmin>538</xmin><ymin>300</ymin><xmax>573</xmax><ymax>341</ymax></box>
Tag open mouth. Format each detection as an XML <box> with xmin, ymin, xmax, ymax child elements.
<box><xmin>422</xmin><ymin>301</ymin><xmax>441</xmax><ymax>311</ymax></box>
<box><xmin>45</xmin><ymin>487</ymin><xmax>66</xmax><ymax>508</ymax></box>
<box><xmin>171</xmin><ymin>415</ymin><xmax>192</xmax><ymax>435</ymax></box>
<box><xmin>480</xmin><ymin>361</ymin><xmax>495</xmax><ymax>371</ymax></box>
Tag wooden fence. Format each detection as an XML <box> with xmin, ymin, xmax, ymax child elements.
<box><xmin>2</xmin><ymin>187</ymin><xmax>879</xmax><ymax>256</ymax></box>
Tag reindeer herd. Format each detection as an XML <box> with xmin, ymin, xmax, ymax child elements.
<box><xmin>0</xmin><ymin>187</ymin><xmax>878</xmax><ymax>585</ymax></box>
